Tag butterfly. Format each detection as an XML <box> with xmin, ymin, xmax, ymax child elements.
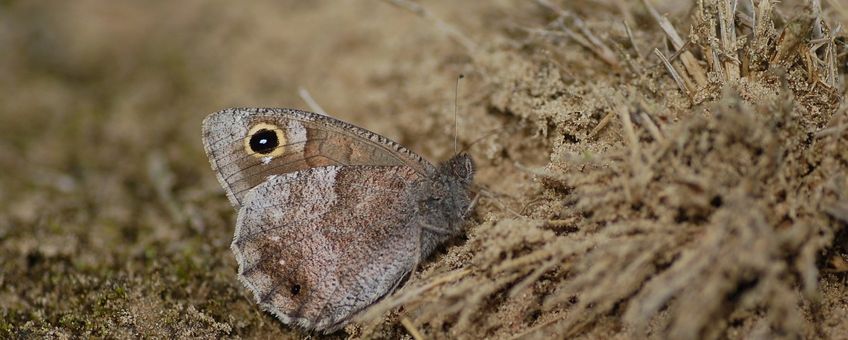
<box><xmin>202</xmin><ymin>108</ymin><xmax>475</xmax><ymax>332</ymax></box>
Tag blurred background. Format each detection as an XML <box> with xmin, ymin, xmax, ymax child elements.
<box><xmin>0</xmin><ymin>1</ymin><xmax>486</xmax><ymax>337</ymax></box>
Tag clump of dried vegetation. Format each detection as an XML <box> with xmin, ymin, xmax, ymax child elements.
<box><xmin>362</xmin><ymin>0</ymin><xmax>848</xmax><ymax>338</ymax></box>
<box><xmin>1</xmin><ymin>0</ymin><xmax>846</xmax><ymax>339</ymax></box>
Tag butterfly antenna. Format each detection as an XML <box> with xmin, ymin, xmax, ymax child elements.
<box><xmin>454</xmin><ymin>74</ymin><xmax>464</xmax><ymax>154</ymax></box>
<box><xmin>298</xmin><ymin>86</ymin><xmax>329</xmax><ymax>116</ymax></box>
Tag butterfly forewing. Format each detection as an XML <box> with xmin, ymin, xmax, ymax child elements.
<box><xmin>202</xmin><ymin>108</ymin><xmax>435</xmax><ymax>207</ymax></box>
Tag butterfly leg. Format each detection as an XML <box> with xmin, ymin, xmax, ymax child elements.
<box><xmin>418</xmin><ymin>222</ymin><xmax>454</xmax><ymax>236</ymax></box>
<box><xmin>407</xmin><ymin>224</ymin><xmax>425</xmax><ymax>283</ymax></box>
<box><xmin>463</xmin><ymin>192</ymin><xmax>481</xmax><ymax>218</ymax></box>
<box><xmin>477</xmin><ymin>189</ymin><xmax>523</xmax><ymax>218</ymax></box>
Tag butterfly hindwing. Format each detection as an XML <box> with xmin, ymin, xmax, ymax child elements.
<box><xmin>201</xmin><ymin>108</ymin><xmax>435</xmax><ymax>207</ymax></box>
<box><xmin>232</xmin><ymin>165</ymin><xmax>422</xmax><ymax>330</ymax></box>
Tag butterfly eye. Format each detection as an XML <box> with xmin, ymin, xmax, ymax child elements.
<box><xmin>244</xmin><ymin>122</ymin><xmax>286</xmax><ymax>158</ymax></box>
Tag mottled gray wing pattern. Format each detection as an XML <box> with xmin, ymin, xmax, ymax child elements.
<box><xmin>202</xmin><ymin>108</ymin><xmax>435</xmax><ymax>208</ymax></box>
<box><xmin>232</xmin><ymin>164</ymin><xmax>423</xmax><ymax>332</ymax></box>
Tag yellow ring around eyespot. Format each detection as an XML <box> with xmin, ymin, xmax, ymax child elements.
<box><xmin>244</xmin><ymin>122</ymin><xmax>287</xmax><ymax>158</ymax></box>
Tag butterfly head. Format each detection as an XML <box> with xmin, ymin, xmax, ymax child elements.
<box><xmin>413</xmin><ymin>153</ymin><xmax>475</xmax><ymax>234</ymax></box>
<box><xmin>439</xmin><ymin>152</ymin><xmax>474</xmax><ymax>187</ymax></box>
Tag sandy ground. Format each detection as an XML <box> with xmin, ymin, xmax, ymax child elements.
<box><xmin>1</xmin><ymin>0</ymin><xmax>847</xmax><ymax>339</ymax></box>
